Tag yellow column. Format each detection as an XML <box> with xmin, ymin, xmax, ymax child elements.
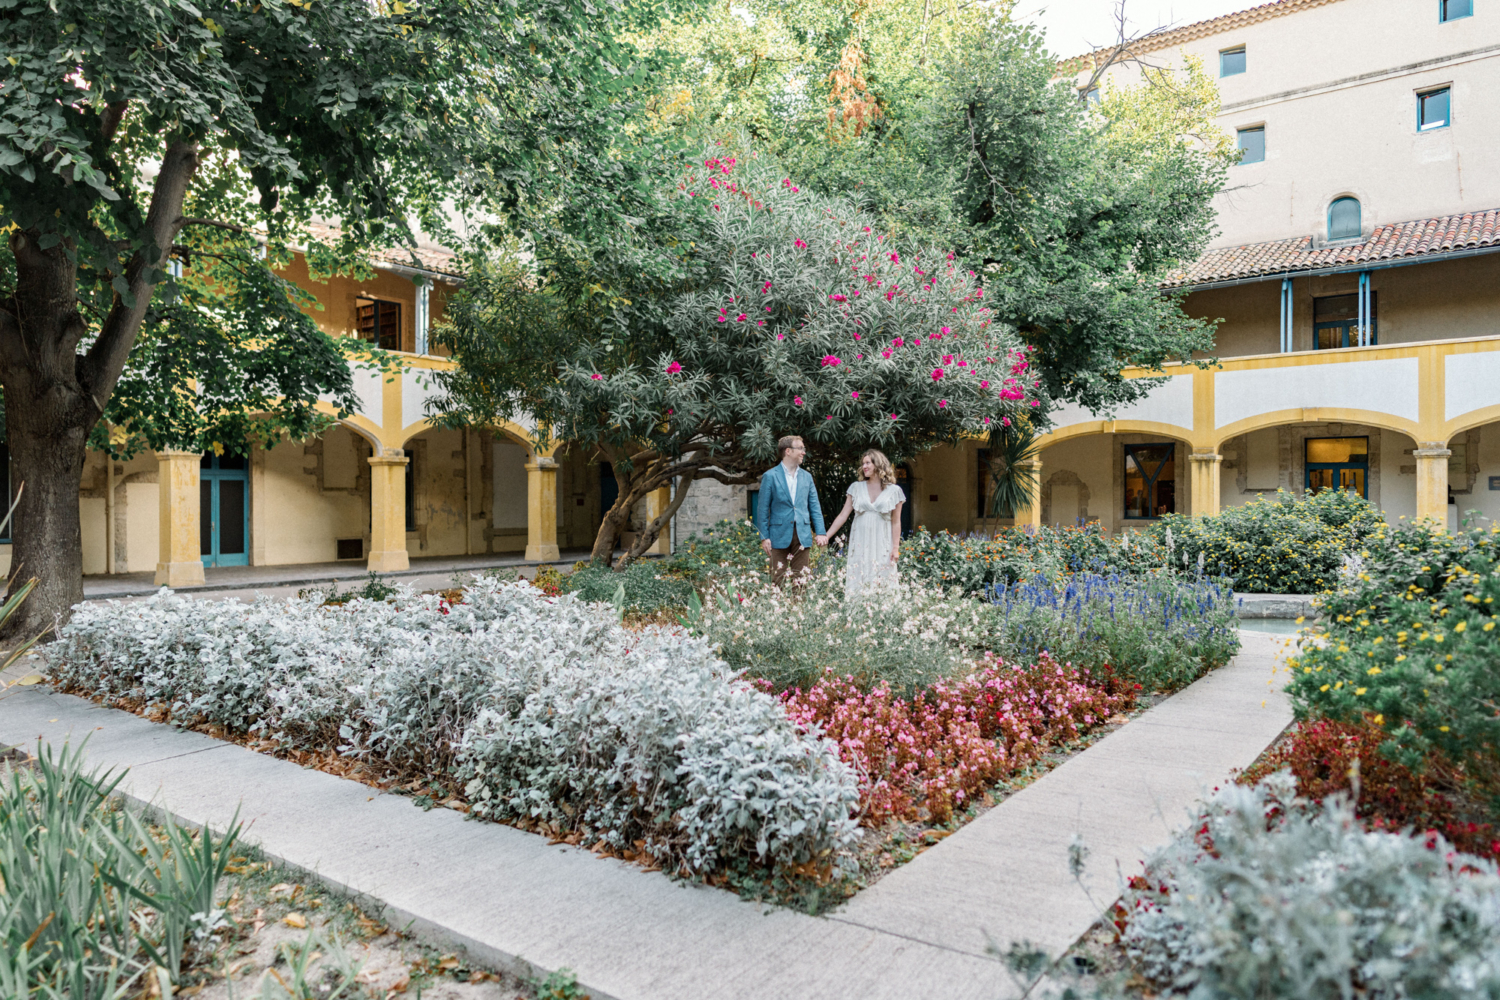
<box><xmin>368</xmin><ymin>453</ymin><xmax>411</xmax><ymax>572</ymax></box>
<box><xmin>1413</xmin><ymin>442</ymin><xmax>1451</xmax><ymax>528</ymax></box>
<box><xmin>645</xmin><ymin>485</ymin><xmax>672</xmax><ymax>555</ymax></box>
<box><xmin>154</xmin><ymin>449</ymin><xmax>206</xmax><ymax>588</ymax></box>
<box><xmin>1015</xmin><ymin>457</ymin><xmax>1043</xmax><ymax>530</ymax></box>
<box><xmin>1189</xmin><ymin>451</ymin><xmax>1222</xmax><ymax>518</ymax></box>
<box><xmin>525</xmin><ymin>458</ymin><xmax>561</xmax><ymax>562</ymax></box>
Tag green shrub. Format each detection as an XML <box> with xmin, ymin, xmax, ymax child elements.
<box><xmin>562</xmin><ymin>560</ymin><xmax>696</xmax><ymax>614</ymax></box>
<box><xmin>1122</xmin><ymin>773</ymin><xmax>1500</xmax><ymax>998</ymax></box>
<box><xmin>1288</xmin><ymin>519</ymin><xmax>1500</xmax><ymax>805</ymax></box>
<box><xmin>666</xmin><ymin>518</ymin><xmax>767</xmax><ymax>584</ymax></box>
<box><xmin>983</xmin><ymin>571</ymin><xmax>1240</xmax><ymax>693</ymax></box>
<box><xmin>695</xmin><ymin>565</ymin><xmax>991</xmax><ymax>696</ymax></box>
<box><xmin>1153</xmin><ymin>488</ymin><xmax>1384</xmax><ymax>593</ymax></box>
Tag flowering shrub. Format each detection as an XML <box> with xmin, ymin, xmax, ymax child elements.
<box><xmin>985</xmin><ymin>572</ymin><xmax>1240</xmax><ymax>693</ymax></box>
<box><xmin>1288</xmin><ymin>519</ymin><xmax>1500</xmax><ymax>806</ymax></box>
<box><xmin>46</xmin><ymin>579</ymin><xmax>859</xmax><ymax>874</ymax></box>
<box><xmin>1154</xmin><ymin>488</ymin><xmax>1384</xmax><ymax>593</ymax></box>
<box><xmin>1121</xmin><ymin>775</ymin><xmax>1500</xmax><ymax>998</ymax></box>
<box><xmin>1239</xmin><ymin>719</ymin><xmax>1499</xmax><ymax>860</ymax></box>
<box><xmin>664</xmin><ymin>518</ymin><xmax>767</xmax><ymax>583</ymax></box>
<box><xmin>900</xmin><ymin>523</ymin><xmax>1172</xmax><ymax>594</ymax></box>
<box><xmin>778</xmin><ymin>655</ymin><xmax>1131</xmax><ymax>825</ymax></box>
<box><xmin>562</xmin><ymin>560</ymin><xmax>696</xmax><ymax>614</ymax></box>
<box><xmin>696</xmin><ymin>563</ymin><xmax>992</xmax><ymax>696</ymax></box>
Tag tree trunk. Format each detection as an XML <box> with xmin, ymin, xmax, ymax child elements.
<box><xmin>618</xmin><ymin>475</ymin><xmax>691</xmax><ymax>569</ymax></box>
<box><xmin>589</xmin><ymin>494</ymin><xmax>634</xmax><ymax>567</ymax></box>
<box><xmin>0</xmin><ymin>141</ymin><xmax>198</xmax><ymax>639</ymax></box>
<box><xmin>1</xmin><ymin>235</ymin><xmax>97</xmax><ymax>641</ymax></box>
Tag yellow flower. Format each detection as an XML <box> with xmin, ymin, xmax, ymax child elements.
<box><xmin>1396</xmin><ymin>655</ymin><xmax>1407</xmax><ymax>662</ymax></box>
<box><xmin>1367</xmin><ymin>667</ymin><xmax>1381</xmax><ymax>675</ymax></box>
<box><xmin>1485</xmin><ymin>621</ymin><xmax>1496</xmax><ymax>631</ymax></box>
<box><xmin>1434</xmin><ymin>664</ymin><xmax>1443</xmax><ymax>672</ymax></box>
<box><xmin>1355</xmin><ymin>687</ymin><xmax>1367</xmax><ymax>695</ymax></box>
<box><xmin>1320</xmin><ymin>684</ymin><xmax>1330</xmax><ymax>692</ymax></box>
<box><xmin>1373</xmin><ymin>714</ymin><xmax>1384</xmax><ymax>725</ymax></box>
<box><xmin>1440</xmin><ymin>726</ymin><xmax>1450</xmax><ymax>732</ymax></box>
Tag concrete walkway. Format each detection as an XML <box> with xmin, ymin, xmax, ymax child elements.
<box><xmin>0</xmin><ymin>632</ymin><xmax>1293</xmax><ymax>1000</ymax></box>
<box><xmin>81</xmin><ymin>550</ymin><xmax>600</xmax><ymax>602</ymax></box>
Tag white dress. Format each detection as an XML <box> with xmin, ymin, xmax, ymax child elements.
<box><xmin>844</xmin><ymin>482</ymin><xmax>907</xmax><ymax>600</ymax></box>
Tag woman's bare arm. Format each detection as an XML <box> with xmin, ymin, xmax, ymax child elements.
<box><xmin>889</xmin><ymin>501</ymin><xmax>903</xmax><ymax>562</ymax></box>
<box><xmin>825</xmin><ymin>495</ymin><xmax>855</xmax><ymax>538</ymax></box>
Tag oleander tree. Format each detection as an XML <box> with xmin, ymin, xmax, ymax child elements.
<box><xmin>0</xmin><ymin>0</ymin><xmax>680</xmax><ymax>635</ymax></box>
<box><xmin>431</xmin><ymin>148</ymin><xmax>1046</xmax><ymax>566</ymax></box>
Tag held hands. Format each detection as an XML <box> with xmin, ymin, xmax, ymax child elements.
<box><xmin>889</xmin><ymin>546</ymin><xmax>900</xmax><ymax>564</ymax></box>
<box><xmin>815</xmin><ymin>535</ymin><xmax>828</xmax><ymax>547</ymax></box>
<box><xmin>761</xmin><ymin>538</ymin><xmax>773</xmax><ymax>555</ymax></box>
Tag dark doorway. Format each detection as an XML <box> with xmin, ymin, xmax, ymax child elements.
<box><xmin>200</xmin><ymin>453</ymin><xmax>249</xmax><ymax>567</ymax></box>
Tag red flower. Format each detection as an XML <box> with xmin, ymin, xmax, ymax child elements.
<box><xmin>590</xmin><ymin>373</ymin><xmax>603</xmax><ymax>380</ymax></box>
<box><xmin>931</xmin><ymin>368</ymin><xmax>945</xmax><ymax>381</ymax></box>
<box><xmin>666</xmin><ymin>361</ymin><xmax>682</xmax><ymax>374</ymax></box>
<box><xmin>820</xmin><ymin>355</ymin><xmax>842</xmax><ymax>367</ymax></box>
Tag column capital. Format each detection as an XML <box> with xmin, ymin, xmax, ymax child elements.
<box><xmin>1413</xmin><ymin>444</ymin><xmax>1452</xmax><ymax>459</ymax></box>
<box><xmin>1189</xmin><ymin>451</ymin><xmax>1223</xmax><ymax>464</ymax></box>
<box><xmin>369</xmin><ymin>453</ymin><xmax>410</xmax><ymax>467</ymax></box>
<box><xmin>525</xmin><ymin>458</ymin><xmax>559</xmax><ymax>472</ymax></box>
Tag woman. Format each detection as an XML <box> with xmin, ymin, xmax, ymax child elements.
<box><xmin>824</xmin><ymin>449</ymin><xmax>906</xmax><ymax>600</ymax></box>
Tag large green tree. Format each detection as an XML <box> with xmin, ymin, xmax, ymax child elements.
<box><xmin>431</xmin><ymin>146</ymin><xmax>1042</xmax><ymax>564</ymax></box>
<box><xmin>0</xmin><ymin>0</ymin><xmax>673</xmax><ymax>634</ymax></box>
<box><xmin>635</xmin><ymin>5</ymin><xmax>1231</xmax><ymax>414</ymax></box>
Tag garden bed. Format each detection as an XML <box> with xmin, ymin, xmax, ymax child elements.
<box><xmin>44</xmin><ymin>521</ymin><xmax>1242</xmax><ymax>913</ymax></box>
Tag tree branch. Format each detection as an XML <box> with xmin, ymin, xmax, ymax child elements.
<box><xmin>100</xmin><ymin>101</ymin><xmax>130</xmax><ymax>144</ymax></box>
<box><xmin>176</xmin><ymin>217</ymin><xmax>248</xmax><ymax>234</ymax></box>
<box><xmin>79</xmin><ymin>140</ymin><xmax>200</xmax><ymax>409</ymax></box>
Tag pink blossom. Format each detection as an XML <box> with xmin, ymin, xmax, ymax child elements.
<box><xmin>590</xmin><ymin>373</ymin><xmax>603</xmax><ymax>380</ymax></box>
<box><xmin>983</xmin><ymin>417</ymin><xmax>991</xmax><ymax>425</ymax></box>
<box><xmin>830</xmin><ymin>294</ymin><xmax>847</xmax><ymax>302</ymax></box>
<box><xmin>931</xmin><ymin>368</ymin><xmax>945</xmax><ymax>381</ymax></box>
<box><xmin>890</xmin><ymin>413</ymin><xmax>898</xmax><ymax>420</ymax></box>
<box><xmin>713</xmin><ymin>204</ymin><xmax>720</xmax><ymax>211</ymax></box>
<box><xmin>820</xmin><ymin>355</ymin><xmax>842</xmax><ymax>367</ymax></box>
<box><xmin>736</xmin><ymin>313</ymin><xmax>747</xmax><ymax>322</ymax></box>
<box><xmin>938</xmin><ymin>399</ymin><xmax>948</xmax><ymax>409</ymax></box>
<box><xmin>666</xmin><ymin>361</ymin><xmax>682</xmax><ymax>374</ymax></box>
<box><xmin>980</xmin><ymin>380</ymin><xmax>990</xmax><ymax>389</ymax></box>
<box><xmin>942</xmin><ymin>354</ymin><xmax>954</xmax><ymax>364</ymax></box>
<box><xmin>946</xmin><ymin>252</ymin><xmax>955</xmax><ymax>260</ymax></box>
<box><xmin>763</xmin><ymin>281</ymin><xmax>772</xmax><ymax>293</ymax></box>
<box><xmin>794</xmin><ymin>396</ymin><xmax>803</xmax><ymax>406</ymax></box>
<box><xmin>852</xmin><ymin>333</ymin><xmax>861</xmax><ymax>340</ymax></box>
<box><xmin>794</xmin><ymin>238</ymin><xmax>808</xmax><ymax>249</ymax></box>
<box><xmin>1002</xmin><ymin>417</ymin><xmax>1012</xmax><ymax>427</ymax></box>
<box><xmin>777</xmin><ymin>333</ymin><xmax>786</xmax><ymax>340</ymax></box>
<box><xmin>825</xmin><ymin>414</ymin><xmax>833</xmax><ymax>420</ymax></box>
<box><xmin>956</xmin><ymin>360</ymin><xmax>968</xmax><ymax>368</ymax></box>
<box><xmin>851</xmin><ymin>390</ymin><xmax>860</xmax><ymax>400</ymax></box>
<box><xmin>716</xmin><ymin>315</ymin><xmax>727</xmax><ymax>322</ymax></box>
<box><xmin>863</xmin><ymin>226</ymin><xmax>872</xmax><ymax>232</ymax></box>
<box><xmin>757</xmin><ymin>320</ymin><xmax>766</xmax><ymax>326</ymax></box>
<box><xmin>889</xmin><ymin>252</ymin><xmax>900</xmax><ymax>263</ymax></box>
<box><xmin>1030</xmin><ymin>400</ymin><xmax>1040</xmax><ymax>407</ymax></box>
<box><xmin>941</xmin><ymin>326</ymin><xmax>950</xmax><ymax>335</ymax></box>
<box><xmin>892</xmin><ymin>337</ymin><xmax>904</xmax><ymax>347</ymax></box>
<box><xmin>881</xmin><ymin>350</ymin><xmax>893</xmax><ymax>359</ymax></box>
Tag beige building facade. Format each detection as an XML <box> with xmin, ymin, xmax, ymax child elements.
<box><xmin>5</xmin><ymin>0</ymin><xmax>1497</xmax><ymax>583</ymax></box>
<box><xmin>904</xmin><ymin>0</ymin><xmax>1500</xmax><ymax>538</ymax></box>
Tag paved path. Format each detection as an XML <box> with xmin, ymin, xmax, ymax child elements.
<box><xmin>0</xmin><ymin>632</ymin><xmax>1293</xmax><ymax>1000</ymax></box>
<box><xmin>80</xmin><ymin>549</ymin><xmax>601</xmax><ymax>603</ymax></box>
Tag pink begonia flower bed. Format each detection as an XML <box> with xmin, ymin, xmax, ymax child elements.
<box><xmin>773</xmin><ymin>654</ymin><xmax>1137</xmax><ymax>826</ymax></box>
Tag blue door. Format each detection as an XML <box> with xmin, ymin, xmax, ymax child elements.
<box><xmin>201</xmin><ymin>454</ymin><xmax>249</xmax><ymax>567</ymax></box>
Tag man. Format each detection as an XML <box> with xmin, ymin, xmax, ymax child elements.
<box><xmin>756</xmin><ymin>435</ymin><xmax>826</xmax><ymax>584</ymax></box>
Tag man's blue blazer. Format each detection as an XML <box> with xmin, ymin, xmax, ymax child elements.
<box><xmin>756</xmin><ymin>465</ymin><xmax>825</xmax><ymax>549</ymax></box>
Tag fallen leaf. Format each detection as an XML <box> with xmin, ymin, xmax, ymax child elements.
<box><xmin>268</xmin><ymin>883</ymin><xmax>293</xmax><ymax>896</ymax></box>
<box><xmin>386</xmin><ymin>970</ymin><xmax>410</xmax><ymax>994</ymax></box>
<box><xmin>282</xmin><ymin>913</ymin><xmax>308</xmax><ymax>929</ymax></box>
<box><xmin>437</xmin><ymin>954</ymin><xmax>460</xmax><ymax>970</ymax></box>
<box><xmin>16</xmin><ymin>674</ymin><xmax>43</xmax><ymax>686</ymax></box>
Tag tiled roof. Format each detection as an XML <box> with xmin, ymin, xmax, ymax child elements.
<box><xmin>1163</xmin><ymin>209</ymin><xmax>1500</xmax><ymax>288</ymax></box>
<box><xmin>1060</xmin><ymin>0</ymin><xmax>1345</xmax><ymax>74</ymax></box>
<box><xmin>300</xmin><ymin>220</ymin><xmax>464</xmax><ymax>280</ymax></box>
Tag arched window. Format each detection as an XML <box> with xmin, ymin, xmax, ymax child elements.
<box><xmin>1328</xmin><ymin>197</ymin><xmax>1361</xmax><ymax>240</ymax></box>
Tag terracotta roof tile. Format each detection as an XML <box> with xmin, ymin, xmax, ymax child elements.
<box><xmin>1163</xmin><ymin>208</ymin><xmax>1500</xmax><ymax>288</ymax></box>
<box><xmin>300</xmin><ymin>220</ymin><xmax>463</xmax><ymax>280</ymax></box>
<box><xmin>1061</xmin><ymin>0</ymin><xmax>1346</xmax><ymax>72</ymax></box>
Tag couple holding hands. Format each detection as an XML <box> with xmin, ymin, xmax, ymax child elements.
<box><xmin>754</xmin><ymin>435</ymin><xmax>906</xmax><ymax>599</ymax></box>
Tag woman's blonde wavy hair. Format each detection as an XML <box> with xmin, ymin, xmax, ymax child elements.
<box><xmin>860</xmin><ymin>449</ymin><xmax>897</xmax><ymax>486</ymax></box>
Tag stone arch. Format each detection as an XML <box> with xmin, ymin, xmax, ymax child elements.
<box><xmin>1209</xmin><ymin>407</ymin><xmax>1420</xmax><ymax>452</ymax></box>
<box><xmin>1040</xmin><ymin>469</ymin><xmax>1092</xmax><ymax>527</ymax></box>
<box><xmin>1036</xmin><ymin>419</ymin><xmax>1203</xmax><ymax>452</ymax></box>
<box><xmin>1445</xmin><ymin>404</ymin><xmax>1500</xmax><ymax>443</ymax></box>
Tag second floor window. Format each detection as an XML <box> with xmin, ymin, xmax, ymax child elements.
<box><xmin>1314</xmin><ymin>292</ymin><xmax>1377</xmax><ymax>349</ymax></box>
<box><xmin>1418</xmin><ymin>87</ymin><xmax>1451</xmax><ymax>130</ymax></box>
<box><xmin>1220</xmin><ymin>46</ymin><xmax>1246</xmax><ymax>77</ymax></box>
<box><xmin>1236</xmin><ymin>126</ymin><xmax>1265</xmax><ymax>164</ymax></box>
<box><xmin>358</xmin><ymin>298</ymin><xmax>403</xmax><ymax>351</ymax></box>
<box><xmin>1328</xmin><ymin>197</ymin><xmax>1362</xmax><ymax>240</ymax></box>
<box><xmin>1441</xmin><ymin>0</ymin><xmax>1472</xmax><ymax>21</ymax></box>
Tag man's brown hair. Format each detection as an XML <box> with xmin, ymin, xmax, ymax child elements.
<box><xmin>777</xmin><ymin>435</ymin><xmax>805</xmax><ymax>461</ymax></box>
